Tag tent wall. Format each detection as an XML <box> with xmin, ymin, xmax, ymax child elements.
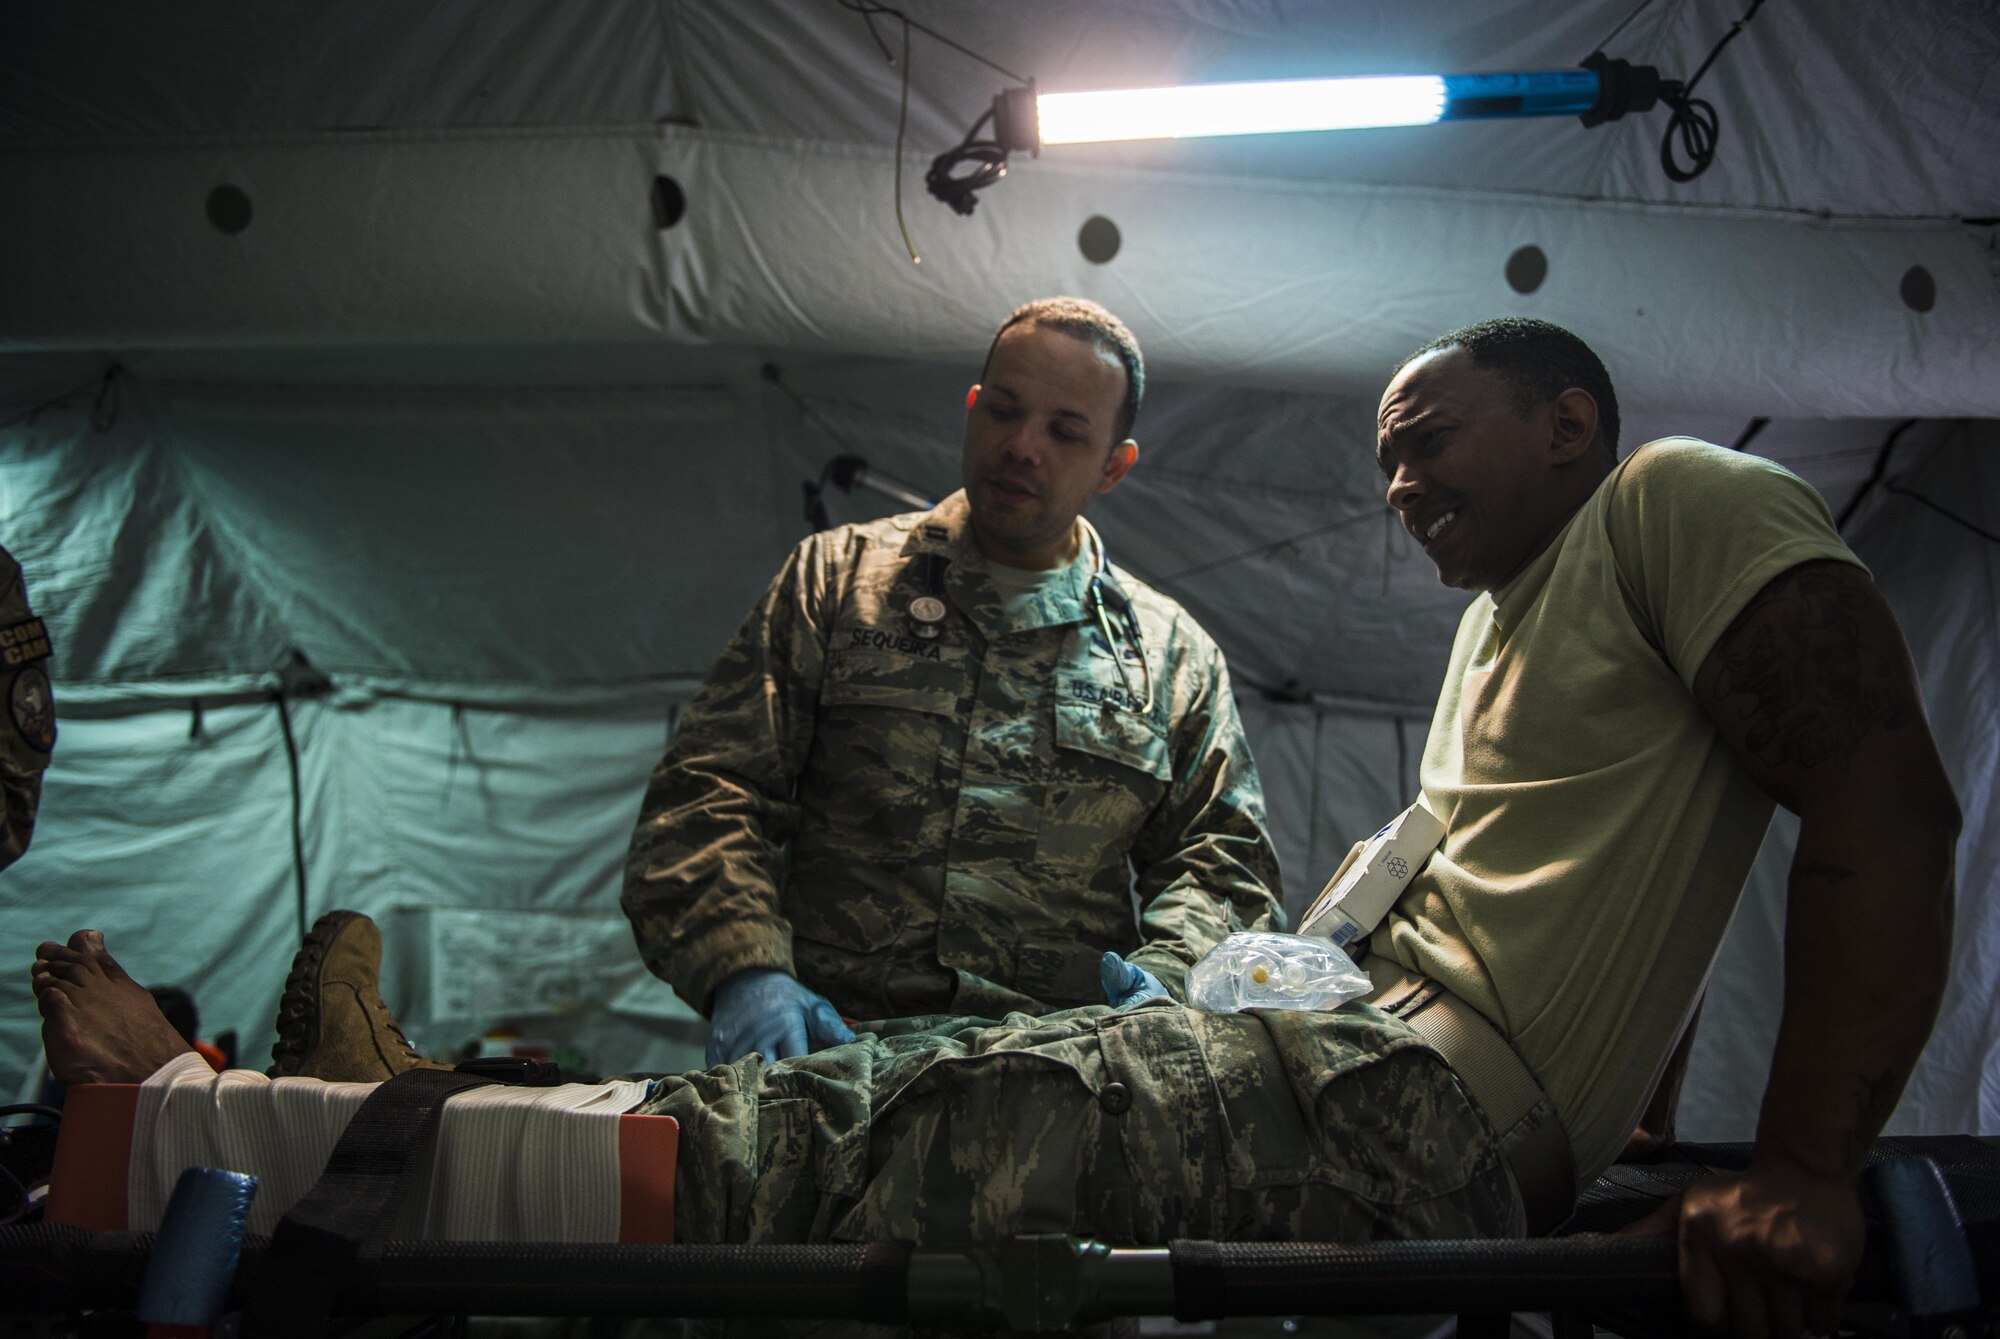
<box><xmin>1681</xmin><ymin>421</ymin><xmax>2000</xmax><ymax>1140</ymax></box>
<box><xmin>4</xmin><ymin>368</ymin><xmax>1993</xmax><ymax>1140</ymax></box>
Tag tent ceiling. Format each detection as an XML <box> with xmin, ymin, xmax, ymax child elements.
<box><xmin>4</xmin><ymin>1</ymin><xmax>1996</xmax><ymax>221</ymax></box>
<box><xmin>4</xmin><ymin>3</ymin><xmax>1995</xmax><ymax>419</ymax></box>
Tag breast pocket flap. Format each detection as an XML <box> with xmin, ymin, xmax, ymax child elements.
<box><xmin>822</xmin><ymin>646</ymin><xmax>963</xmax><ymax>717</ymax></box>
<box><xmin>1053</xmin><ymin>698</ymin><xmax>1172</xmax><ymax>781</ymax></box>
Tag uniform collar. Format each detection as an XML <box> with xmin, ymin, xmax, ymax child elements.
<box><xmin>904</xmin><ymin>489</ymin><xmax>1094</xmax><ymax>636</ymax></box>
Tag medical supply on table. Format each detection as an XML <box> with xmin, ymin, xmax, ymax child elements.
<box><xmin>1186</xmin><ymin>932</ymin><xmax>1373</xmax><ymax>1013</ymax></box>
<box><xmin>1298</xmin><ymin>800</ymin><xmax>1446</xmax><ymax>948</ymax></box>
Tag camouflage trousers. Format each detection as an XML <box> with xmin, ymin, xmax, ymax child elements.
<box><xmin>636</xmin><ymin>999</ymin><xmax>1523</xmax><ymax>1246</ymax></box>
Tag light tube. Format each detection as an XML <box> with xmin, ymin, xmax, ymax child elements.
<box><xmin>1033</xmin><ymin>71</ymin><xmax>1602</xmax><ymax>145</ymax></box>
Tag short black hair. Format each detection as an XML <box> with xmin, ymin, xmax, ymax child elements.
<box><xmin>980</xmin><ymin>296</ymin><xmax>1144</xmax><ymax>444</ymax></box>
<box><xmin>1401</xmin><ymin>317</ymin><xmax>1620</xmax><ymax>459</ymax></box>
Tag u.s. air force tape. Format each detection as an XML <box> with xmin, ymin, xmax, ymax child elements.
<box><xmin>10</xmin><ymin>666</ymin><xmax>54</xmax><ymax>753</ymax></box>
<box><xmin>0</xmin><ymin>617</ymin><xmax>50</xmax><ymax>669</ymax></box>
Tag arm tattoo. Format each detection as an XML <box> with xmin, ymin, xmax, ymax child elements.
<box><xmin>1708</xmin><ymin>561</ymin><xmax>1907</xmax><ymax>772</ymax></box>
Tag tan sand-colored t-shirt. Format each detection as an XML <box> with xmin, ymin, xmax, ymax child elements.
<box><xmin>1374</xmin><ymin>437</ymin><xmax>1860</xmax><ymax>1180</ymax></box>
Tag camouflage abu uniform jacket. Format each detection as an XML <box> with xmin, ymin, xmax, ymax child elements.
<box><xmin>0</xmin><ymin>546</ymin><xmax>55</xmax><ymax>867</ymax></box>
<box><xmin>623</xmin><ymin>489</ymin><xmax>1283</xmax><ymax>1021</ymax></box>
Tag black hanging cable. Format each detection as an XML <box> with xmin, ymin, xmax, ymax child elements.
<box><xmin>851</xmin><ymin>0</ymin><xmax>895</xmax><ymax>64</ymax></box>
<box><xmin>925</xmin><ymin>107</ymin><xmax>1012</xmax><ymax>216</ymax></box>
<box><xmin>833</xmin><ymin>0</ymin><xmax>1028</xmax><ymax>84</ymax></box>
<box><xmin>1154</xmin><ymin>503</ymin><xmax>1384</xmax><ymax>587</ymax></box>
<box><xmin>1728</xmin><ymin>417</ymin><xmax>1770</xmax><ymax>451</ymax></box>
<box><xmin>1836</xmin><ymin>418</ymin><xmax>1919</xmax><ymax>532</ymax></box>
<box><xmin>1655</xmin><ymin>0</ymin><xmax>1767</xmax><ymax>182</ymax></box>
<box><xmin>892</xmin><ymin>15</ymin><xmax>920</xmax><ymax>263</ymax></box>
<box><xmin>764</xmin><ymin>364</ymin><xmax>900</xmax><ymax>532</ymax></box>
<box><xmin>1588</xmin><ymin>0</ymin><xmax>1664</xmax><ymax>58</ymax></box>
<box><xmin>0</xmin><ymin>366</ymin><xmax>122</xmax><ymax>434</ymax></box>
<box><xmin>1883</xmin><ymin>483</ymin><xmax>2000</xmax><ymax>547</ymax></box>
<box><xmin>832</xmin><ymin>0</ymin><xmax>1032</xmax><ymax>219</ymax></box>
<box><xmin>762</xmin><ymin>364</ymin><xmax>877</xmax><ymax>460</ymax></box>
<box><xmin>90</xmin><ymin>366</ymin><xmax>123</xmax><ymax>433</ymax></box>
<box><xmin>274</xmin><ymin>692</ymin><xmax>310</xmax><ymax>941</ymax></box>
<box><xmin>269</xmin><ymin>653</ymin><xmax>332</xmax><ymax>939</ymax></box>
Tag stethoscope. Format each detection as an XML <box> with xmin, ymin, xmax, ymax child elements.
<box><xmin>1082</xmin><ymin>517</ymin><xmax>1155</xmax><ymax>716</ymax></box>
<box><xmin>904</xmin><ymin>518</ymin><xmax>1153</xmax><ymax>715</ymax></box>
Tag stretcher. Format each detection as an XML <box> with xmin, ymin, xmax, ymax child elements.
<box><xmin>3</xmin><ymin>1080</ymin><xmax>1993</xmax><ymax>1336</ymax></box>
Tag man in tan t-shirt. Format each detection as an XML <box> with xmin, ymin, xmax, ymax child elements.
<box><xmin>1374</xmin><ymin>317</ymin><xmax>1959</xmax><ymax>1337</ymax></box>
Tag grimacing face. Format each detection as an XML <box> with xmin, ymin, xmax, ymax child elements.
<box><xmin>1376</xmin><ymin>346</ymin><xmax>1583</xmax><ymax>593</ymax></box>
<box><xmin>960</xmin><ymin>322</ymin><xmax>1137</xmax><ymax>570</ymax></box>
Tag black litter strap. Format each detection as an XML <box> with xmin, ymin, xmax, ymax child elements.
<box><xmin>242</xmin><ymin>1068</ymin><xmax>495</xmax><ymax>1335</ymax></box>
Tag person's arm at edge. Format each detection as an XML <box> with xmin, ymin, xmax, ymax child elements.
<box><xmin>620</xmin><ymin>537</ymin><xmax>836</xmax><ymax>1016</ymax></box>
<box><xmin>1674</xmin><ymin>558</ymin><xmax>1959</xmax><ymax>1337</ymax></box>
<box><xmin>1125</xmin><ymin>622</ymin><xmax>1285</xmax><ymax>999</ymax></box>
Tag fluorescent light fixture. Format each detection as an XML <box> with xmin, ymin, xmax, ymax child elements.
<box><xmin>1033</xmin><ymin>70</ymin><xmax>1603</xmax><ymax>145</ymax></box>
<box><xmin>1038</xmin><ymin>76</ymin><xmax>1448</xmax><ymax>143</ymax></box>
<box><xmin>944</xmin><ymin>61</ymin><xmax>1663</xmax><ymax>214</ymax></box>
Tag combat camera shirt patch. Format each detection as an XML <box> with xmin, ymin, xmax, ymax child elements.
<box><xmin>10</xmin><ymin>666</ymin><xmax>54</xmax><ymax>753</ymax></box>
<box><xmin>0</xmin><ymin>617</ymin><xmax>51</xmax><ymax>668</ymax></box>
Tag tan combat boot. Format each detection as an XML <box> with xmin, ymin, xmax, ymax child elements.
<box><xmin>269</xmin><ymin>910</ymin><xmax>453</xmax><ymax>1081</ymax></box>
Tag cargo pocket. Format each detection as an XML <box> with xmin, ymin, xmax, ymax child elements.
<box><xmin>836</xmin><ymin>1026</ymin><xmax>1105</xmax><ymax>1246</ymax></box>
<box><xmin>1095</xmin><ymin>1004</ymin><xmax>1230</xmax><ymax>1239</ymax></box>
<box><xmin>1200</xmin><ymin>1006</ymin><xmax>1516</xmax><ymax>1240</ymax></box>
<box><xmin>801</xmin><ymin>645</ymin><xmax>968</xmax><ymax>862</ymax></box>
<box><xmin>1040</xmin><ymin>700</ymin><xmax>1171</xmax><ymax>868</ymax></box>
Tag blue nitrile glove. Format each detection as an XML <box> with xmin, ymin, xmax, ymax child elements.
<box><xmin>705</xmin><ymin>967</ymin><xmax>856</xmax><ymax>1067</ymax></box>
<box><xmin>1100</xmin><ymin>951</ymin><xmax>1171</xmax><ymax>1009</ymax></box>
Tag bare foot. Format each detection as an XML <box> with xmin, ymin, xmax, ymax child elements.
<box><xmin>32</xmin><ymin>930</ymin><xmax>195</xmax><ymax>1084</ymax></box>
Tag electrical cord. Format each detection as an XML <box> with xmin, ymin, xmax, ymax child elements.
<box><xmin>833</xmin><ymin>0</ymin><xmax>1027</xmax><ymax>85</ymax></box>
<box><xmin>1656</xmin><ymin>0</ymin><xmax>1767</xmax><ymax>182</ymax></box>
<box><xmin>892</xmin><ymin>16</ymin><xmax>919</xmax><ymax>262</ymax></box>
<box><xmin>1587</xmin><ymin>0</ymin><xmax>1664</xmax><ymax>59</ymax></box>
<box><xmin>925</xmin><ymin>107</ymin><xmax>1011</xmax><ymax>216</ymax></box>
<box><xmin>275</xmin><ymin>691</ymin><xmax>310</xmax><ymax>942</ymax></box>
<box><xmin>832</xmin><ymin>0</ymin><xmax>1030</xmax><ymax>220</ymax></box>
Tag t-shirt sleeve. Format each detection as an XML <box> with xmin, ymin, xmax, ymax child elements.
<box><xmin>1604</xmin><ymin>438</ymin><xmax>1864</xmax><ymax>691</ymax></box>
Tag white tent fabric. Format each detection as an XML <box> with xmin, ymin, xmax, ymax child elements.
<box><xmin>3</xmin><ymin>381</ymin><xmax>1993</xmax><ymax>1139</ymax></box>
<box><xmin>1</xmin><ymin>1</ymin><xmax>1994</xmax><ymax>1141</ymax></box>
<box><xmin>5</xmin><ymin>130</ymin><xmax>1994</xmax><ymax>416</ymax></box>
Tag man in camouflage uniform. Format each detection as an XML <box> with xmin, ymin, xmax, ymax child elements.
<box><xmin>0</xmin><ymin>544</ymin><xmax>55</xmax><ymax>869</ymax></box>
<box><xmin>625</xmin><ymin>298</ymin><xmax>1283</xmax><ymax>1063</ymax></box>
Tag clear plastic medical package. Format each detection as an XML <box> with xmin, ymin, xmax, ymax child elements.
<box><xmin>1185</xmin><ymin>932</ymin><xmax>1374</xmax><ymax>1013</ymax></box>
